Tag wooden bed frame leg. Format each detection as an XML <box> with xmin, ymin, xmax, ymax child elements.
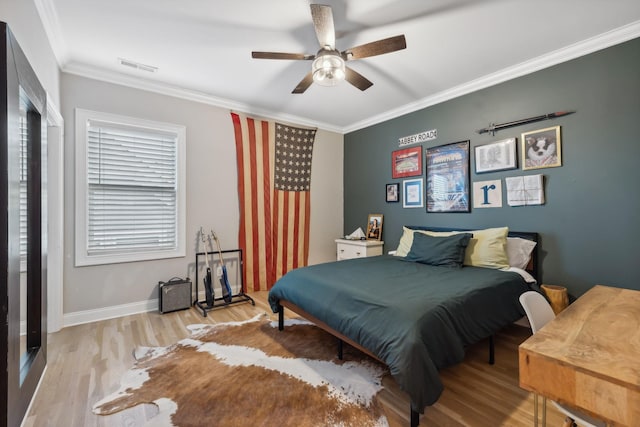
<box><xmin>337</xmin><ymin>339</ymin><xmax>343</xmax><ymax>360</ymax></box>
<box><xmin>278</xmin><ymin>305</ymin><xmax>284</xmax><ymax>331</ymax></box>
<box><xmin>411</xmin><ymin>408</ymin><xmax>420</xmax><ymax>427</ymax></box>
<box><xmin>489</xmin><ymin>335</ymin><xmax>495</xmax><ymax>365</ymax></box>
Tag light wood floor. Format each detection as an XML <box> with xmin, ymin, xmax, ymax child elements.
<box><xmin>23</xmin><ymin>291</ymin><xmax>564</xmax><ymax>427</ymax></box>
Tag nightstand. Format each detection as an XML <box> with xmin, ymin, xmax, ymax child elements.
<box><xmin>335</xmin><ymin>239</ymin><xmax>384</xmax><ymax>261</ymax></box>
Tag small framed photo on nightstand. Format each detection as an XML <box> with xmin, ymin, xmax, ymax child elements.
<box><xmin>366</xmin><ymin>214</ymin><xmax>383</xmax><ymax>240</ymax></box>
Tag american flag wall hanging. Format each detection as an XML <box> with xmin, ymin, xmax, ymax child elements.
<box><xmin>231</xmin><ymin>112</ymin><xmax>317</xmax><ymax>291</ymax></box>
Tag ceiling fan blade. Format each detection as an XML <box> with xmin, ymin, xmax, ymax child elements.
<box><xmin>252</xmin><ymin>51</ymin><xmax>314</xmax><ymax>60</ymax></box>
<box><xmin>292</xmin><ymin>72</ymin><xmax>314</xmax><ymax>94</ymax></box>
<box><xmin>343</xmin><ymin>35</ymin><xmax>406</xmax><ymax>60</ymax></box>
<box><xmin>345</xmin><ymin>66</ymin><xmax>373</xmax><ymax>91</ymax></box>
<box><xmin>310</xmin><ymin>4</ymin><xmax>336</xmax><ymax>49</ymax></box>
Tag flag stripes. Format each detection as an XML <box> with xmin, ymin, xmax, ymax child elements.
<box><xmin>231</xmin><ymin>112</ymin><xmax>316</xmax><ymax>291</ymax></box>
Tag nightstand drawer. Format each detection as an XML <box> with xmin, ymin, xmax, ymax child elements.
<box><xmin>337</xmin><ymin>244</ymin><xmax>366</xmax><ymax>260</ymax></box>
<box><xmin>335</xmin><ymin>239</ymin><xmax>384</xmax><ymax>261</ymax></box>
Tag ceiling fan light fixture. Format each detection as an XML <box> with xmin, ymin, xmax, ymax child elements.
<box><xmin>312</xmin><ymin>51</ymin><xmax>345</xmax><ymax>86</ymax></box>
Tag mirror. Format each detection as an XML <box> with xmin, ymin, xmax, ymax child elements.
<box><xmin>18</xmin><ymin>92</ymin><xmax>28</xmax><ymax>375</ymax></box>
<box><xmin>3</xmin><ymin>21</ymin><xmax>48</xmax><ymax>425</ymax></box>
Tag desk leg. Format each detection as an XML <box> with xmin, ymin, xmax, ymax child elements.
<box><xmin>533</xmin><ymin>394</ymin><xmax>547</xmax><ymax>427</ymax></box>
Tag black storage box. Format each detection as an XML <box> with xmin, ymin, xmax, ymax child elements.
<box><xmin>158</xmin><ymin>277</ymin><xmax>192</xmax><ymax>313</ymax></box>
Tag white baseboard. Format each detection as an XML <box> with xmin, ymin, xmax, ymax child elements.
<box><xmin>62</xmin><ymin>291</ymin><xmax>207</xmax><ymax>328</ymax></box>
<box><xmin>63</xmin><ymin>298</ymin><xmax>160</xmax><ymax>328</ymax></box>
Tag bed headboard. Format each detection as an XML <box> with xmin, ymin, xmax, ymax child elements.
<box><xmin>406</xmin><ymin>226</ymin><xmax>539</xmax><ymax>282</ymax></box>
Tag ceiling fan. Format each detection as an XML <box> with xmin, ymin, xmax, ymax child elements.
<box><xmin>251</xmin><ymin>4</ymin><xmax>407</xmax><ymax>94</ymax></box>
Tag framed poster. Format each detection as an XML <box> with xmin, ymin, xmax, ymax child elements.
<box><xmin>426</xmin><ymin>140</ymin><xmax>470</xmax><ymax>212</ymax></box>
<box><xmin>392</xmin><ymin>146</ymin><xmax>422</xmax><ymax>178</ymax></box>
<box><xmin>402</xmin><ymin>178</ymin><xmax>423</xmax><ymax>208</ymax></box>
<box><xmin>366</xmin><ymin>214</ymin><xmax>383</xmax><ymax>240</ymax></box>
<box><xmin>386</xmin><ymin>183</ymin><xmax>399</xmax><ymax>202</ymax></box>
<box><xmin>474</xmin><ymin>138</ymin><xmax>517</xmax><ymax>173</ymax></box>
<box><xmin>522</xmin><ymin>126</ymin><xmax>562</xmax><ymax>170</ymax></box>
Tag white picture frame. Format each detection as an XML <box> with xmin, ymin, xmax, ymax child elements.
<box><xmin>402</xmin><ymin>178</ymin><xmax>424</xmax><ymax>208</ymax></box>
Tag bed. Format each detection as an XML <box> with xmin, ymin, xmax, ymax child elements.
<box><xmin>268</xmin><ymin>226</ymin><xmax>538</xmax><ymax>426</ymax></box>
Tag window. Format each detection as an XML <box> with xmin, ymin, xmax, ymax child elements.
<box><xmin>75</xmin><ymin>109</ymin><xmax>185</xmax><ymax>266</ymax></box>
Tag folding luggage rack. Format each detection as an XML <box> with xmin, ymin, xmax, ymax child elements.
<box><xmin>194</xmin><ymin>248</ymin><xmax>254</xmax><ymax>316</ymax></box>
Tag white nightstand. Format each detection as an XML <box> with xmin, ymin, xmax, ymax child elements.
<box><xmin>335</xmin><ymin>239</ymin><xmax>384</xmax><ymax>261</ymax></box>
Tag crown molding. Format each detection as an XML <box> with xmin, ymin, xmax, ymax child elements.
<box><xmin>33</xmin><ymin>0</ymin><xmax>68</xmax><ymax>66</ymax></box>
<box><xmin>38</xmin><ymin>0</ymin><xmax>639</xmax><ymax>135</ymax></box>
<box><xmin>343</xmin><ymin>20</ymin><xmax>640</xmax><ymax>133</ymax></box>
<box><xmin>62</xmin><ymin>62</ymin><xmax>344</xmax><ymax>133</ymax></box>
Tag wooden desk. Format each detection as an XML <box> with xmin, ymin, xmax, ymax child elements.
<box><xmin>519</xmin><ymin>285</ymin><xmax>640</xmax><ymax>426</ymax></box>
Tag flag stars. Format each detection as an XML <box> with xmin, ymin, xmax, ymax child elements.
<box><xmin>274</xmin><ymin>123</ymin><xmax>316</xmax><ymax>191</ymax></box>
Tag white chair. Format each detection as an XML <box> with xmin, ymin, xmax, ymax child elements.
<box><xmin>519</xmin><ymin>291</ymin><xmax>606</xmax><ymax>427</ymax></box>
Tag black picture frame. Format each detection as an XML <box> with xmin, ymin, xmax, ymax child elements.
<box><xmin>474</xmin><ymin>137</ymin><xmax>517</xmax><ymax>173</ymax></box>
<box><xmin>426</xmin><ymin>140</ymin><xmax>470</xmax><ymax>213</ymax></box>
<box><xmin>386</xmin><ymin>183</ymin><xmax>399</xmax><ymax>202</ymax></box>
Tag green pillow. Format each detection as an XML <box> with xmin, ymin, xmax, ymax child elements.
<box><xmin>404</xmin><ymin>233</ymin><xmax>472</xmax><ymax>268</ymax></box>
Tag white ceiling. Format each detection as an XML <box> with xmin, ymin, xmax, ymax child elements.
<box><xmin>37</xmin><ymin>0</ymin><xmax>640</xmax><ymax>133</ymax></box>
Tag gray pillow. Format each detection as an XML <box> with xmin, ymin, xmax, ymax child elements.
<box><xmin>404</xmin><ymin>232</ymin><xmax>472</xmax><ymax>268</ymax></box>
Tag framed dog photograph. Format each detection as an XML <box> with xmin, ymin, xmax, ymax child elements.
<box><xmin>521</xmin><ymin>126</ymin><xmax>562</xmax><ymax>170</ymax></box>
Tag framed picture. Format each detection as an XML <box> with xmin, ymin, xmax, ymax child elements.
<box><xmin>392</xmin><ymin>146</ymin><xmax>422</xmax><ymax>179</ymax></box>
<box><xmin>426</xmin><ymin>140</ymin><xmax>470</xmax><ymax>213</ymax></box>
<box><xmin>474</xmin><ymin>137</ymin><xmax>517</xmax><ymax>173</ymax></box>
<box><xmin>366</xmin><ymin>214</ymin><xmax>383</xmax><ymax>240</ymax></box>
<box><xmin>521</xmin><ymin>126</ymin><xmax>562</xmax><ymax>170</ymax></box>
<box><xmin>386</xmin><ymin>183</ymin><xmax>399</xmax><ymax>203</ymax></box>
<box><xmin>402</xmin><ymin>178</ymin><xmax>424</xmax><ymax>208</ymax></box>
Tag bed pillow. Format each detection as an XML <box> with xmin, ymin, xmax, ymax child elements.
<box><xmin>462</xmin><ymin>227</ymin><xmax>510</xmax><ymax>269</ymax></box>
<box><xmin>394</xmin><ymin>226</ymin><xmax>414</xmax><ymax>257</ymax></box>
<box><xmin>396</xmin><ymin>226</ymin><xmax>510</xmax><ymax>269</ymax></box>
<box><xmin>506</xmin><ymin>237</ymin><xmax>537</xmax><ymax>269</ymax></box>
<box><xmin>404</xmin><ymin>232</ymin><xmax>472</xmax><ymax>268</ymax></box>
<box><xmin>395</xmin><ymin>226</ymin><xmax>461</xmax><ymax>257</ymax></box>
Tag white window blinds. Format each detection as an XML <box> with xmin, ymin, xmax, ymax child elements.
<box><xmin>75</xmin><ymin>109</ymin><xmax>186</xmax><ymax>266</ymax></box>
<box><xmin>87</xmin><ymin>122</ymin><xmax>177</xmax><ymax>254</ymax></box>
<box><xmin>19</xmin><ymin>115</ymin><xmax>27</xmax><ymax>257</ymax></box>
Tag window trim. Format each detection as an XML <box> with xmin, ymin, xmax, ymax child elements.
<box><xmin>75</xmin><ymin>108</ymin><xmax>186</xmax><ymax>266</ymax></box>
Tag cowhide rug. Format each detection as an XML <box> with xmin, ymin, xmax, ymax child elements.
<box><xmin>93</xmin><ymin>314</ymin><xmax>389</xmax><ymax>426</ymax></box>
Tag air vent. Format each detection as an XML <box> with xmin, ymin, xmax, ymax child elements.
<box><xmin>118</xmin><ymin>58</ymin><xmax>158</xmax><ymax>73</ymax></box>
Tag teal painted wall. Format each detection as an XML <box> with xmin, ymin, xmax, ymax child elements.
<box><xmin>344</xmin><ymin>37</ymin><xmax>640</xmax><ymax>297</ymax></box>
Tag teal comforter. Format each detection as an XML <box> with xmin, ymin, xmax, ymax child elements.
<box><xmin>268</xmin><ymin>255</ymin><xmax>529</xmax><ymax>412</ymax></box>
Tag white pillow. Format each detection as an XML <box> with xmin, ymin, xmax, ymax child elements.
<box><xmin>506</xmin><ymin>237</ymin><xmax>537</xmax><ymax>269</ymax></box>
<box><xmin>394</xmin><ymin>226</ymin><xmax>416</xmax><ymax>257</ymax></box>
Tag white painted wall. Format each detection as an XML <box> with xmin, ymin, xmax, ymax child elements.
<box><xmin>0</xmin><ymin>0</ymin><xmax>60</xmax><ymax>106</ymax></box>
<box><xmin>1</xmin><ymin>0</ymin><xmax>344</xmax><ymax>325</ymax></box>
<box><xmin>60</xmin><ymin>73</ymin><xmax>343</xmax><ymax>321</ymax></box>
